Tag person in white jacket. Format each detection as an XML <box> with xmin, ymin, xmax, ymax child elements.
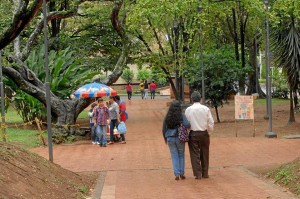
<box><xmin>185</xmin><ymin>91</ymin><xmax>214</xmax><ymax>179</ymax></box>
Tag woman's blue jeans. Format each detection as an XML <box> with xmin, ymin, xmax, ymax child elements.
<box><xmin>167</xmin><ymin>137</ymin><xmax>185</xmax><ymax>177</ymax></box>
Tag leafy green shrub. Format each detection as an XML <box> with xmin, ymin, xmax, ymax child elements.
<box><xmin>137</xmin><ymin>69</ymin><xmax>151</xmax><ymax>81</ymax></box>
<box><xmin>121</xmin><ymin>69</ymin><xmax>134</xmax><ymax>83</ymax></box>
<box><xmin>275</xmin><ymin>168</ymin><xmax>293</xmax><ymax>185</ymax></box>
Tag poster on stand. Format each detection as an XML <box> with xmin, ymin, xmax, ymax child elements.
<box><xmin>235</xmin><ymin>96</ymin><xmax>254</xmax><ymax>120</ymax></box>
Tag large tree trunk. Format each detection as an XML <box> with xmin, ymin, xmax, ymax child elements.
<box><xmin>215</xmin><ymin>106</ymin><xmax>220</xmax><ymax>123</ymax></box>
<box><xmin>232</xmin><ymin>8</ymin><xmax>239</xmax><ymax>61</ymax></box>
<box><xmin>288</xmin><ymin>87</ymin><xmax>296</xmax><ymax>125</ymax></box>
<box><xmin>238</xmin><ymin>10</ymin><xmax>247</xmax><ymax>95</ymax></box>
<box><xmin>246</xmin><ymin>36</ymin><xmax>266</xmax><ymax>97</ymax></box>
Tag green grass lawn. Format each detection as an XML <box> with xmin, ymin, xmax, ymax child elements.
<box><xmin>0</xmin><ymin>108</ymin><xmax>42</xmax><ymax>148</ymax></box>
<box><xmin>4</xmin><ymin>108</ymin><xmax>23</xmax><ymax>123</ymax></box>
<box><xmin>254</xmin><ymin>98</ymin><xmax>289</xmax><ymax>106</ymax></box>
<box><xmin>4</xmin><ymin>128</ymin><xmax>42</xmax><ymax>148</ymax></box>
<box><xmin>78</xmin><ymin>109</ymin><xmax>89</xmax><ymax>119</ymax></box>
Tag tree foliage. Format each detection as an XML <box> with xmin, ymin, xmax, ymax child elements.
<box><xmin>188</xmin><ymin>46</ymin><xmax>250</xmax><ymax>122</ymax></box>
<box><xmin>25</xmin><ymin>46</ymin><xmax>96</xmax><ymax>98</ymax></box>
<box><xmin>137</xmin><ymin>69</ymin><xmax>151</xmax><ymax>81</ymax></box>
<box><xmin>121</xmin><ymin>69</ymin><xmax>134</xmax><ymax>83</ymax></box>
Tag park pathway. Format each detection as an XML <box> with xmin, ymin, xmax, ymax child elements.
<box><xmin>32</xmin><ymin>97</ymin><xmax>300</xmax><ymax>199</ymax></box>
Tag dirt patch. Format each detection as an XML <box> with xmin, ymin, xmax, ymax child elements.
<box><xmin>0</xmin><ymin>142</ymin><xmax>97</xmax><ymax>199</ymax></box>
<box><xmin>211</xmin><ymin>99</ymin><xmax>300</xmax><ymax>138</ymax></box>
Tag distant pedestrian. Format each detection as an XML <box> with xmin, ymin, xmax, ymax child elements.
<box><xmin>150</xmin><ymin>81</ymin><xmax>157</xmax><ymax>99</ymax></box>
<box><xmin>89</xmin><ymin>103</ymin><xmax>98</xmax><ymax>144</ymax></box>
<box><xmin>125</xmin><ymin>83</ymin><xmax>132</xmax><ymax>100</ymax></box>
<box><xmin>108</xmin><ymin>96</ymin><xmax>120</xmax><ymax>144</ymax></box>
<box><xmin>162</xmin><ymin>100</ymin><xmax>190</xmax><ymax>180</ymax></box>
<box><xmin>115</xmin><ymin>95</ymin><xmax>127</xmax><ymax>144</ymax></box>
<box><xmin>94</xmin><ymin>98</ymin><xmax>110</xmax><ymax>147</ymax></box>
<box><xmin>185</xmin><ymin>91</ymin><xmax>214</xmax><ymax>179</ymax></box>
<box><xmin>144</xmin><ymin>80</ymin><xmax>149</xmax><ymax>99</ymax></box>
<box><xmin>139</xmin><ymin>81</ymin><xmax>145</xmax><ymax>99</ymax></box>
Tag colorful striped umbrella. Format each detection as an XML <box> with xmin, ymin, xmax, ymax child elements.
<box><xmin>73</xmin><ymin>82</ymin><xmax>117</xmax><ymax>98</ymax></box>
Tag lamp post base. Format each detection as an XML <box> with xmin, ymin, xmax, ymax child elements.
<box><xmin>265</xmin><ymin>131</ymin><xmax>277</xmax><ymax>138</ymax></box>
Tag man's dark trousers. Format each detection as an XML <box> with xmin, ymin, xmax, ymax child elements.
<box><xmin>188</xmin><ymin>130</ymin><xmax>210</xmax><ymax>178</ymax></box>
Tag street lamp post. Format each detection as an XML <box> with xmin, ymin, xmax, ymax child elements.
<box><xmin>264</xmin><ymin>0</ymin><xmax>276</xmax><ymax>138</ymax></box>
<box><xmin>0</xmin><ymin>50</ymin><xmax>6</xmax><ymax>142</ymax></box>
<box><xmin>42</xmin><ymin>0</ymin><xmax>54</xmax><ymax>161</ymax></box>
<box><xmin>173</xmin><ymin>19</ymin><xmax>179</xmax><ymax>100</ymax></box>
<box><xmin>198</xmin><ymin>6</ymin><xmax>205</xmax><ymax>104</ymax></box>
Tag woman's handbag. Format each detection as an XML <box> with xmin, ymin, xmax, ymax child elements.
<box><xmin>117</xmin><ymin>122</ymin><xmax>127</xmax><ymax>134</ymax></box>
<box><xmin>178</xmin><ymin>123</ymin><xmax>189</xmax><ymax>143</ymax></box>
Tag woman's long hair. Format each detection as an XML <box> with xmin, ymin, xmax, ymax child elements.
<box><xmin>165</xmin><ymin>100</ymin><xmax>182</xmax><ymax>129</ymax></box>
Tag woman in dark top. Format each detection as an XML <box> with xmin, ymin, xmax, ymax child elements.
<box><xmin>144</xmin><ymin>80</ymin><xmax>149</xmax><ymax>99</ymax></box>
<box><xmin>162</xmin><ymin>100</ymin><xmax>190</xmax><ymax>180</ymax></box>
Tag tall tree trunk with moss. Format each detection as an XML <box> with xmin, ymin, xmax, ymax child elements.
<box><xmin>246</xmin><ymin>35</ymin><xmax>266</xmax><ymax>97</ymax></box>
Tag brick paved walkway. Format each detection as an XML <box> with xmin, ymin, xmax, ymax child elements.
<box><xmin>32</xmin><ymin>97</ymin><xmax>300</xmax><ymax>199</ymax></box>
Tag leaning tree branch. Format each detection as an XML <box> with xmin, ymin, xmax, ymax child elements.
<box><xmin>0</xmin><ymin>0</ymin><xmax>96</xmax><ymax>51</ymax></box>
<box><xmin>20</xmin><ymin>10</ymin><xmax>78</xmax><ymax>61</ymax></box>
<box><xmin>4</xmin><ymin>55</ymin><xmax>93</xmax><ymax>118</ymax></box>
<box><xmin>102</xmin><ymin>0</ymin><xmax>129</xmax><ymax>85</ymax></box>
<box><xmin>0</xmin><ymin>0</ymin><xmax>43</xmax><ymax>50</ymax></box>
<box><xmin>111</xmin><ymin>0</ymin><xmax>125</xmax><ymax>38</ymax></box>
<box><xmin>148</xmin><ymin>19</ymin><xmax>166</xmax><ymax>55</ymax></box>
<box><xmin>2</xmin><ymin>61</ymin><xmax>62</xmax><ymax>115</ymax></box>
<box><xmin>136</xmin><ymin>31</ymin><xmax>152</xmax><ymax>53</ymax></box>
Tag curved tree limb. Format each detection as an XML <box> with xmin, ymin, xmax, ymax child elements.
<box><xmin>102</xmin><ymin>0</ymin><xmax>129</xmax><ymax>85</ymax></box>
<box><xmin>3</xmin><ymin>56</ymin><xmax>93</xmax><ymax>122</ymax></box>
<box><xmin>0</xmin><ymin>0</ymin><xmax>43</xmax><ymax>50</ymax></box>
<box><xmin>20</xmin><ymin>10</ymin><xmax>78</xmax><ymax>61</ymax></box>
<box><xmin>148</xmin><ymin>19</ymin><xmax>165</xmax><ymax>55</ymax></box>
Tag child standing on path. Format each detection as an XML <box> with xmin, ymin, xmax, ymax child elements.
<box><xmin>94</xmin><ymin>98</ymin><xmax>110</xmax><ymax>147</ymax></box>
<box><xmin>89</xmin><ymin>103</ymin><xmax>98</xmax><ymax>144</ymax></box>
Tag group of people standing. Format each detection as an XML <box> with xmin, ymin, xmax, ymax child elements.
<box><xmin>89</xmin><ymin>95</ymin><xmax>127</xmax><ymax>147</ymax></box>
<box><xmin>125</xmin><ymin>81</ymin><xmax>157</xmax><ymax>100</ymax></box>
<box><xmin>162</xmin><ymin>91</ymin><xmax>214</xmax><ymax>180</ymax></box>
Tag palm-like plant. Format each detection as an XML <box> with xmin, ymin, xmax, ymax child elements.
<box><xmin>25</xmin><ymin>46</ymin><xmax>97</xmax><ymax>98</ymax></box>
<box><xmin>6</xmin><ymin>46</ymin><xmax>97</xmax><ymax>122</ymax></box>
<box><xmin>271</xmin><ymin>15</ymin><xmax>300</xmax><ymax>124</ymax></box>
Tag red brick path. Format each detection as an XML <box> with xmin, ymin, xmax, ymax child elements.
<box><xmin>32</xmin><ymin>97</ymin><xmax>300</xmax><ymax>199</ymax></box>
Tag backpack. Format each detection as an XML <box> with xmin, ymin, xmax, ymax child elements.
<box><xmin>178</xmin><ymin>123</ymin><xmax>189</xmax><ymax>143</ymax></box>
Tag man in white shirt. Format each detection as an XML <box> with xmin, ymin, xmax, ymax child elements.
<box><xmin>185</xmin><ymin>91</ymin><xmax>214</xmax><ymax>179</ymax></box>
